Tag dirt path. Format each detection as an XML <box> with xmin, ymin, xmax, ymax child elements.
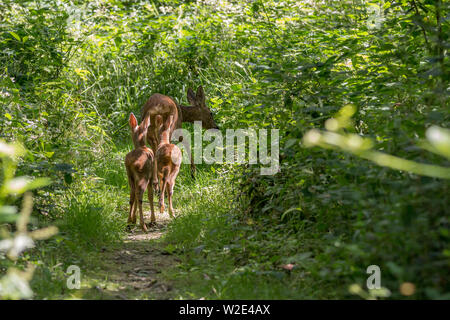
<box><xmin>83</xmin><ymin>211</ymin><xmax>179</xmax><ymax>299</ymax></box>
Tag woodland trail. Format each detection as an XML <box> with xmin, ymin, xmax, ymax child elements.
<box><xmin>82</xmin><ymin>210</ymin><xmax>180</xmax><ymax>300</ymax></box>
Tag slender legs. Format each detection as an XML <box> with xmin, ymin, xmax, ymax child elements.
<box><xmin>190</xmin><ymin>153</ymin><xmax>196</xmax><ymax>179</ymax></box>
<box><xmin>152</xmin><ymin>158</ymin><xmax>159</xmax><ymax>192</ymax></box>
<box><xmin>127</xmin><ymin>168</ymin><xmax>137</xmax><ymax>225</ymax></box>
<box><xmin>167</xmin><ymin>182</ymin><xmax>174</xmax><ymax>218</ymax></box>
<box><xmin>135</xmin><ymin>183</ymin><xmax>148</xmax><ymax>232</ymax></box>
<box><xmin>159</xmin><ymin>166</ymin><xmax>179</xmax><ymax>217</ymax></box>
<box><xmin>150</xmin><ymin>140</ymin><xmax>159</xmax><ymax>192</ymax></box>
<box><xmin>159</xmin><ymin>176</ymin><xmax>167</xmax><ymax>214</ymax></box>
<box><xmin>128</xmin><ymin>190</ymin><xmax>136</xmax><ymax>224</ymax></box>
<box><xmin>147</xmin><ymin>181</ymin><xmax>155</xmax><ymax>223</ymax></box>
<box><xmin>128</xmin><ymin>179</ymin><xmax>155</xmax><ymax>232</ymax></box>
<box><xmin>167</xmin><ymin>165</ymin><xmax>179</xmax><ymax>218</ymax></box>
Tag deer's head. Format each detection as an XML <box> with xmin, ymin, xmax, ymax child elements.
<box><xmin>129</xmin><ymin>112</ymin><xmax>150</xmax><ymax>149</ymax></box>
<box><xmin>187</xmin><ymin>86</ymin><xmax>219</xmax><ymax>130</ymax></box>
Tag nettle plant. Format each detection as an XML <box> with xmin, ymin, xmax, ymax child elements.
<box><xmin>0</xmin><ymin>140</ymin><xmax>57</xmax><ymax>299</ymax></box>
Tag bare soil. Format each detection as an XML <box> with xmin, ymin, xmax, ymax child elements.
<box><xmin>82</xmin><ymin>211</ymin><xmax>179</xmax><ymax>300</ymax></box>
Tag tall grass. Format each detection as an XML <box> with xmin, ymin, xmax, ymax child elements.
<box><xmin>160</xmin><ymin>164</ymin><xmax>344</xmax><ymax>299</ymax></box>
<box><xmin>29</xmin><ymin>143</ymin><xmax>129</xmax><ymax>298</ymax></box>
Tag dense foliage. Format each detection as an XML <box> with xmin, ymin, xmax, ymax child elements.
<box><xmin>0</xmin><ymin>0</ymin><xmax>448</xmax><ymax>299</ymax></box>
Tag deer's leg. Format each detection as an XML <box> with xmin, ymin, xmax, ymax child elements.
<box><xmin>128</xmin><ymin>189</ymin><xmax>136</xmax><ymax>224</ymax></box>
<box><xmin>159</xmin><ymin>174</ymin><xmax>164</xmax><ymax>197</ymax></box>
<box><xmin>190</xmin><ymin>153</ymin><xmax>196</xmax><ymax>179</ymax></box>
<box><xmin>185</xmin><ymin>146</ymin><xmax>196</xmax><ymax>179</ymax></box>
<box><xmin>147</xmin><ymin>181</ymin><xmax>155</xmax><ymax>223</ymax></box>
<box><xmin>167</xmin><ymin>182</ymin><xmax>174</xmax><ymax>218</ymax></box>
<box><xmin>159</xmin><ymin>173</ymin><xmax>167</xmax><ymax>214</ymax></box>
<box><xmin>126</xmin><ymin>168</ymin><xmax>136</xmax><ymax>224</ymax></box>
<box><xmin>168</xmin><ymin>166</ymin><xmax>179</xmax><ymax>218</ymax></box>
<box><xmin>150</xmin><ymin>140</ymin><xmax>159</xmax><ymax>192</ymax></box>
<box><xmin>136</xmin><ymin>182</ymin><xmax>148</xmax><ymax>232</ymax></box>
<box><xmin>132</xmin><ymin>197</ymin><xmax>138</xmax><ymax>224</ymax></box>
<box><xmin>153</xmin><ymin>158</ymin><xmax>159</xmax><ymax>192</ymax></box>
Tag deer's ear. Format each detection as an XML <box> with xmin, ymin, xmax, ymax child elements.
<box><xmin>187</xmin><ymin>87</ymin><xmax>196</xmax><ymax>105</ymax></box>
<box><xmin>142</xmin><ymin>115</ymin><xmax>150</xmax><ymax>131</ymax></box>
<box><xmin>162</xmin><ymin>115</ymin><xmax>173</xmax><ymax>130</ymax></box>
<box><xmin>167</xmin><ymin>115</ymin><xmax>174</xmax><ymax>128</ymax></box>
<box><xmin>155</xmin><ymin>115</ymin><xmax>163</xmax><ymax>128</ymax></box>
<box><xmin>129</xmin><ymin>113</ymin><xmax>138</xmax><ymax>130</ymax></box>
<box><xmin>196</xmin><ymin>86</ymin><xmax>205</xmax><ymax>104</ymax></box>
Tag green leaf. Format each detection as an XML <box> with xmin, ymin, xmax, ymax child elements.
<box><xmin>44</xmin><ymin>152</ymin><xmax>54</xmax><ymax>158</ymax></box>
<box><xmin>27</xmin><ymin>178</ymin><xmax>52</xmax><ymax>190</ymax></box>
<box><xmin>231</xmin><ymin>84</ymin><xmax>242</xmax><ymax>91</ymax></box>
<box><xmin>5</xmin><ymin>177</ymin><xmax>51</xmax><ymax>194</ymax></box>
<box><xmin>281</xmin><ymin>207</ymin><xmax>301</xmax><ymax>221</ymax></box>
<box><xmin>9</xmin><ymin>31</ymin><xmax>21</xmax><ymax>41</ymax></box>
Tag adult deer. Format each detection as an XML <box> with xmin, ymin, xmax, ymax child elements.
<box><xmin>124</xmin><ymin>113</ymin><xmax>155</xmax><ymax>232</ymax></box>
<box><xmin>139</xmin><ymin>93</ymin><xmax>179</xmax><ymax>191</ymax></box>
<box><xmin>140</xmin><ymin>86</ymin><xmax>219</xmax><ymax>184</ymax></box>
<box><xmin>155</xmin><ymin>114</ymin><xmax>182</xmax><ymax>217</ymax></box>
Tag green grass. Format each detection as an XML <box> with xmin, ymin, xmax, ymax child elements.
<box><xmin>24</xmin><ymin>138</ymin><xmax>443</xmax><ymax>300</ymax></box>
<box><xmin>2</xmin><ymin>0</ymin><xmax>448</xmax><ymax>300</ymax></box>
<box><xmin>158</xmin><ymin>164</ymin><xmax>346</xmax><ymax>299</ymax></box>
<box><xmin>28</xmin><ymin>142</ymin><xmax>334</xmax><ymax>300</ymax></box>
<box><xmin>28</xmin><ymin>144</ymin><xmax>129</xmax><ymax>299</ymax></box>
<box><xmin>26</xmin><ymin>142</ymin><xmax>237</xmax><ymax>299</ymax></box>
<box><xmin>23</xmin><ymin>143</ymin><xmax>403</xmax><ymax>300</ymax></box>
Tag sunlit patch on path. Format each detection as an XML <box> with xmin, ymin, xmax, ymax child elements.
<box><xmin>127</xmin><ymin>209</ymin><xmax>175</xmax><ymax>241</ymax></box>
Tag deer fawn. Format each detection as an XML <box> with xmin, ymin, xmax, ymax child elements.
<box><xmin>140</xmin><ymin>86</ymin><xmax>218</xmax><ymax>180</ymax></box>
<box><xmin>124</xmin><ymin>113</ymin><xmax>155</xmax><ymax>232</ymax></box>
<box><xmin>155</xmin><ymin>114</ymin><xmax>182</xmax><ymax>217</ymax></box>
